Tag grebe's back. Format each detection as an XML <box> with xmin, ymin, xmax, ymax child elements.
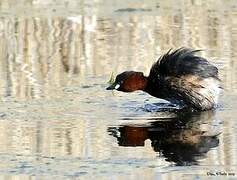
<box><xmin>147</xmin><ymin>48</ymin><xmax>221</xmax><ymax>110</ymax></box>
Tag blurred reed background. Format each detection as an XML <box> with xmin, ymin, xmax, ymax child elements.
<box><xmin>0</xmin><ymin>0</ymin><xmax>236</xmax><ymax>99</ymax></box>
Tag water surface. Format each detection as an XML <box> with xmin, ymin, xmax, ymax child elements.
<box><xmin>0</xmin><ymin>0</ymin><xmax>237</xmax><ymax>179</ymax></box>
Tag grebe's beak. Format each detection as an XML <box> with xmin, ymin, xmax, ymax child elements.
<box><xmin>106</xmin><ymin>83</ymin><xmax>120</xmax><ymax>90</ymax></box>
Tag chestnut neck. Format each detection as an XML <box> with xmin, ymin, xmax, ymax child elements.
<box><xmin>138</xmin><ymin>76</ymin><xmax>148</xmax><ymax>91</ymax></box>
<box><xmin>121</xmin><ymin>73</ymin><xmax>148</xmax><ymax>92</ymax></box>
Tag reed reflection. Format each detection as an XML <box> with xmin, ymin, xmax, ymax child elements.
<box><xmin>0</xmin><ymin>2</ymin><xmax>236</xmax><ymax>100</ymax></box>
<box><xmin>108</xmin><ymin>110</ymin><xmax>220</xmax><ymax>166</ymax></box>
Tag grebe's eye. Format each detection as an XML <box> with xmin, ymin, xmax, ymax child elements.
<box><xmin>114</xmin><ymin>84</ymin><xmax>120</xmax><ymax>90</ymax></box>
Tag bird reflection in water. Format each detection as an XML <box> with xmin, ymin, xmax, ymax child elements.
<box><xmin>108</xmin><ymin>110</ymin><xmax>220</xmax><ymax>166</ymax></box>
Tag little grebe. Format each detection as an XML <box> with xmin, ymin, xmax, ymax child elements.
<box><xmin>106</xmin><ymin>48</ymin><xmax>221</xmax><ymax>111</ymax></box>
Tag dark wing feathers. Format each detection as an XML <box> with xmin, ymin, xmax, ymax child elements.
<box><xmin>149</xmin><ymin>48</ymin><xmax>218</xmax><ymax>79</ymax></box>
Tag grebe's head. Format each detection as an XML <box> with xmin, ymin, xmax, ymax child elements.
<box><xmin>106</xmin><ymin>71</ymin><xmax>147</xmax><ymax>92</ymax></box>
